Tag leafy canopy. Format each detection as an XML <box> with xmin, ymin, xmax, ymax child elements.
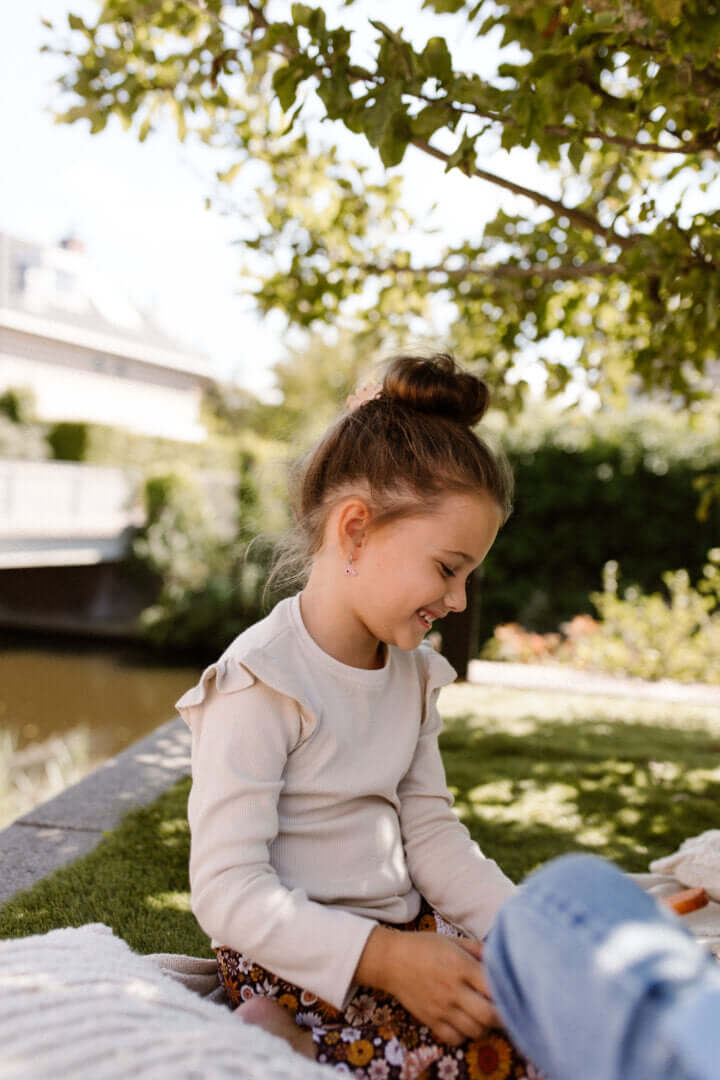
<box><xmin>49</xmin><ymin>0</ymin><xmax>720</xmax><ymax>406</ymax></box>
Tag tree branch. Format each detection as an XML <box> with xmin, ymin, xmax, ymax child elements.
<box><xmin>360</xmin><ymin>259</ymin><xmax>623</xmax><ymax>282</ymax></box>
<box><xmin>410</xmin><ymin>138</ymin><xmax>636</xmax><ymax>249</ymax></box>
<box><xmin>544</xmin><ymin>124</ymin><xmax>718</xmax><ymax>157</ymax></box>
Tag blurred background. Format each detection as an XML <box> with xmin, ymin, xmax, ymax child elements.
<box><xmin>1</xmin><ymin>1</ymin><xmax>719</xmax><ymax>828</ymax></box>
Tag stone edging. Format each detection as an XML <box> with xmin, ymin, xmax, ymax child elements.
<box><xmin>0</xmin><ymin>716</ymin><xmax>190</xmax><ymax>907</ymax></box>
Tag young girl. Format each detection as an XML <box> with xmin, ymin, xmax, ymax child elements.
<box><xmin>176</xmin><ymin>354</ymin><xmax>540</xmax><ymax>1080</ymax></box>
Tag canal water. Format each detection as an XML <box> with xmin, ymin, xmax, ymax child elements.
<box><xmin>0</xmin><ymin>631</ymin><xmax>203</xmax><ymax>828</ymax></box>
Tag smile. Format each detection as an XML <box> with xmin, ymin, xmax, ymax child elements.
<box><xmin>417</xmin><ymin>609</ymin><xmax>439</xmax><ymax>629</ymax></box>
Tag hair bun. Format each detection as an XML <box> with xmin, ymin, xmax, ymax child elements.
<box><xmin>381</xmin><ymin>353</ymin><xmax>489</xmax><ymax>426</ymax></box>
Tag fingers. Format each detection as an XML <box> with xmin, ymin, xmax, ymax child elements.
<box><xmin>432</xmin><ymin>1021</ymin><xmax>466</xmax><ymax>1047</ymax></box>
<box><xmin>456</xmin><ymin>985</ymin><xmax>501</xmax><ymax>1031</ymax></box>
<box><xmin>431</xmin><ymin>991</ymin><xmax>499</xmax><ymax>1046</ymax></box>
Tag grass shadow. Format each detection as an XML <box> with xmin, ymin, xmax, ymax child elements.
<box><xmin>441</xmin><ymin>714</ymin><xmax>720</xmax><ymax>881</ymax></box>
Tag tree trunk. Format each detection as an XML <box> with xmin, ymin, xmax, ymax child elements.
<box><xmin>438</xmin><ymin>570</ymin><xmax>482</xmax><ymax>680</ymax></box>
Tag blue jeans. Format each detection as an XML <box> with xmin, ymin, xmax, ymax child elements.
<box><xmin>484</xmin><ymin>855</ymin><xmax>720</xmax><ymax>1080</ymax></box>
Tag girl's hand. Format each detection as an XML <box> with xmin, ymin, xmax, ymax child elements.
<box><xmin>356</xmin><ymin>928</ymin><xmax>500</xmax><ymax>1047</ymax></box>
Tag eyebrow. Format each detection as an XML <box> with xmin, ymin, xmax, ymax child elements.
<box><xmin>444</xmin><ymin>549</ymin><xmax>474</xmax><ymax>563</ymax></box>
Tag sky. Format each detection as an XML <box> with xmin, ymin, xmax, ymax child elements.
<box><xmin>1</xmin><ymin>1</ymin><xmax>571</xmax><ymax>400</ymax></box>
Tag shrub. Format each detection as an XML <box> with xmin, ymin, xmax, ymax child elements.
<box><xmin>47</xmin><ymin>421</ymin><xmax>89</xmax><ymax>461</ymax></box>
<box><xmin>481</xmin><ymin>551</ymin><xmax>720</xmax><ymax>685</ymax></box>
<box><xmin>0</xmin><ymin>386</ymin><xmax>36</xmax><ymax>424</ymax></box>
<box><xmin>573</xmin><ymin>553</ymin><xmax>720</xmax><ymax>684</ymax></box>
<box><xmin>478</xmin><ymin>400</ymin><xmax>720</xmax><ymax>638</ymax></box>
<box><xmin>130</xmin><ymin>456</ymin><xmax>284</xmax><ymax>656</ymax></box>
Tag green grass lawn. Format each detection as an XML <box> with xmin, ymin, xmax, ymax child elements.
<box><xmin>1</xmin><ymin>684</ymin><xmax>718</xmax><ymax>956</ymax></box>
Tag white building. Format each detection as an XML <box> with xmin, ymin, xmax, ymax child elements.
<box><xmin>0</xmin><ymin>232</ymin><xmax>213</xmax><ymax>442</ymax></box>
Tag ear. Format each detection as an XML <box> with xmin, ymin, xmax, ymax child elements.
<box><xmin>336</xmin><ymin>496</ymin><xmax>372</xmax><ymax>555</ymax></box>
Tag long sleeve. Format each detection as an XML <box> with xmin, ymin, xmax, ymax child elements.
<box><xmin>179</xmin><ymin>672</ymin><xmax>377</xmax><ymax>1010</ymax></box>
<box><xmin>397</xmin><ymin>686</ymin><xmax>516</xmax><ymax>941</ymax></box>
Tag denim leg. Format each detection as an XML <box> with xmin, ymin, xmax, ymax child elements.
<box><xmin>484</xmin><ymin>854</ymin><xmax>720</xmax><ymax>1080</ymax></box>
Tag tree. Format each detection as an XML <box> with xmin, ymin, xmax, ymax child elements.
<box><xmin>49</xmin><ymin>1</ymin><xmax>720</xmax><ymax>407</ymax></box>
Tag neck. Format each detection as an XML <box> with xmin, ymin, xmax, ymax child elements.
<box><xmin>299</xmin><ymin>572</ymin><xmax>385</xmax><ymax>670</ymax></box>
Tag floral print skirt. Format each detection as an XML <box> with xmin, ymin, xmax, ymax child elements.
<box><xmin>215</xmin><ymin>898</ymin><xmax>545</xmax><ymax>1080</ymax></box>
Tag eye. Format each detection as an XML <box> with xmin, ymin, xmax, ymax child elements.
<box><xmin>439</xmin><ymin>562</ymin><xmax>455</xmax><ymax>578</ymax></box>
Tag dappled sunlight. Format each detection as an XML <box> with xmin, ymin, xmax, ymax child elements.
<box><xmin>157</xmin><ymin>817</ymin><xmax>190</xmax><ymax>849</ymax></box>
<box><xmin>463</xmin><ymin>780</ymin><xmax>583</xmax><ymax>832</ymax></box>
<box><xmin>145</xmin><ymin>891</ymin><xmax>192</xmax><ymax>914</ymax></box>
<box><xmin>441</xmin><ymin>711</ymin><xmax>720</xmax><ymax>879</ymax></box>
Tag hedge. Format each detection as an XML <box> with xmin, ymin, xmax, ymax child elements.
<box><xmin>477</xmin><ymin>401</ymin><xmax>720</xmax><ymax>638</ymax></box>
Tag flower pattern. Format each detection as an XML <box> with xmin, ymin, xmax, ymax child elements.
<box><xmin>437</xmin><ymin>1056</ymin><xmax>460</xmax><ymax>1080</ymax></box>
<box><xmin>215</xmin><ymin>898</ymin><xmax>546</xmax><ymax>1080</ymax></box>
<box><xmin>346</xmin><ymin>993</ymin><xmax>378</xmax><ymax>1027</ymax></box>
<box><xmin>466</xmin><ymin>1034</ymin><xmax>513</xmax><ymax>1080</ymax></box>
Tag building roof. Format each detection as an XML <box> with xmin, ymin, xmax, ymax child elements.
<box><xmin>0</xmin><ymin>231</ymin><xmax>214</xmax><ymax>382</ymax></box>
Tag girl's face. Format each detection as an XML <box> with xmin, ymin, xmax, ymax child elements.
<box><xmin>351</xmin><ymin>491</ymin><xmax>502</xmax><ymax>654</ymax></box>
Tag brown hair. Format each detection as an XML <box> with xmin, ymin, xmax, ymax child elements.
<box><xmin>266</xmin><ymin>352</ymin><xmax>513</xmax><ymax>594</ymax></box>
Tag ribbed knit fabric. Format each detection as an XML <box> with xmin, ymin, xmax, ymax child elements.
<box><xmin>176</xmin><ymin>594</ymin><xmax>516</xmax><ymax>1011</ymax></box>
<box><xmin>0</xmin><ymin>923</ymin><xmax>328</xmax><ymax>1080</ymax></box>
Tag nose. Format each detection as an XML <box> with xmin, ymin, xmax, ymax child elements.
<box><xmin>443</xmin><ymin>577</ymin><xmax>468</xmax><ymax>614</ymax></box>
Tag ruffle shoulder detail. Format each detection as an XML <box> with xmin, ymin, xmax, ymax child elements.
<box><xmin>417</xmin><ymin>642</ymin><xmax>457</xmax><ymax>692</ymax></box>
<box><xmin>174</xmin><ymin>655</ymin><xmax>255</xmax><ymax>714</ymax></box>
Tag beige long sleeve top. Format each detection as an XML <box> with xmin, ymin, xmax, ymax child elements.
<box><xmin>175</xmin><ymin>594</ymin><xmax>515</xmax><ymax>1010</ymax></box>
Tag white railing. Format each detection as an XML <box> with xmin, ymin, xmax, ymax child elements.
<box><xmin>0</xmin><ymin>460</ymin><xmax>144</xmax><ymax>538</ymax></box>
<box><xmin>0</xmin><ymin>460</ymin><xmax>144</xmax><ymax>567</ymax></box>
<box><xmin>0</xmin><ymin>460</ymin><xmax>240</xmax><ymax>568</ymax></box>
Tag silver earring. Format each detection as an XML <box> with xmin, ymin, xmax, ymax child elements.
<box><xmin>344</xmin><ymin>554</ymin><xmax>358</xmax><ymax>576</ymax></box>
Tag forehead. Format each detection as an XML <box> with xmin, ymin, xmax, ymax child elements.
<box><xmin>393</xmin><ymin>492</ymin><xmax>501</xmax><ymax>559</ymax></box>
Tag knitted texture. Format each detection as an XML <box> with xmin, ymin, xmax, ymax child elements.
<box><xmin>0</xmin><ymin>923</ymin><xmax>327</xmax><ymax>1079</ymax></box>
<box><xmin>650</xmin><ymin>829</ymin><xmax>720</xmax><ymax>903</ymax></box>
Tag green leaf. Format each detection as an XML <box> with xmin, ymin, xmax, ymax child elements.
<box><xmin>272</xmin><ymin>63</ymin><xmax>306</xmax><ymax>112</ymax></box>
<box><xmin>316</xmin><ymin>72</ymin><xmax>353</xmax><ymax>118</ymax></box>
<box><xmin>67</xmin><ymin>12</ymin><xmax>85</xmax><ymax>31</ymax></box>
<box><xmin>410</xmin><ymin>102</ymin><xmax>451</xmax><ymax>140</ymax></box>
<box><xmin>422</xmin><ymin>0</ymin><xmax>466</xmax><ymax>12</ymax></box>
<box><xmin>444</xmin><ymin>131</ymin><xmax>477</xmax><ymax>175</ymax></box>
<box><xmin>379</xmin><ymin>112</ymin><xmax>411</xmax><ymax>167</ymax></box>
<box><xmin>420</xmin><ymin>36</ymin><xmax>453</xmax><ymax>82</ymax></box>
<box><xmin>568</xmin><ymin>141</ymin><xmax>584</xmax><ymax>172</ymax></box>
<box><xmin>291</xmin><ymin>3</ymin><xmax>314</xmax><ymax>25</ymax></box>
<box><xmin>362</xmin><ymin>84</ymin><xmax>402</xmax><ymax>147</ymax></box>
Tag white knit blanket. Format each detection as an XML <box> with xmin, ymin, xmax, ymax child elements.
<box><xmin>649</xmin><ymin>829</ymin><xmax>720</xmax><ymax>902</ymax></box>
<box><xmin>0</xmin><ymin>923</ymin><xmax>328</xmax><ymax>1079</ymax></box>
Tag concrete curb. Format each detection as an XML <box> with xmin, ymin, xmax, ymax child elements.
<box><xmin>467</xmin><ymin>659</ymin><xmax>720</xmax><ymax>707</ymax></box>
<box><xmin>0</xmin><ymin>716</ymin><xmax>190</xmax><ymax>907</ymax></box>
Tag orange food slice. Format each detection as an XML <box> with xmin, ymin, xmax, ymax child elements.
<box><xmin>662</xmin><ymin>887</ymin><xmax>709</xmax><ymax>915</ymax></box>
